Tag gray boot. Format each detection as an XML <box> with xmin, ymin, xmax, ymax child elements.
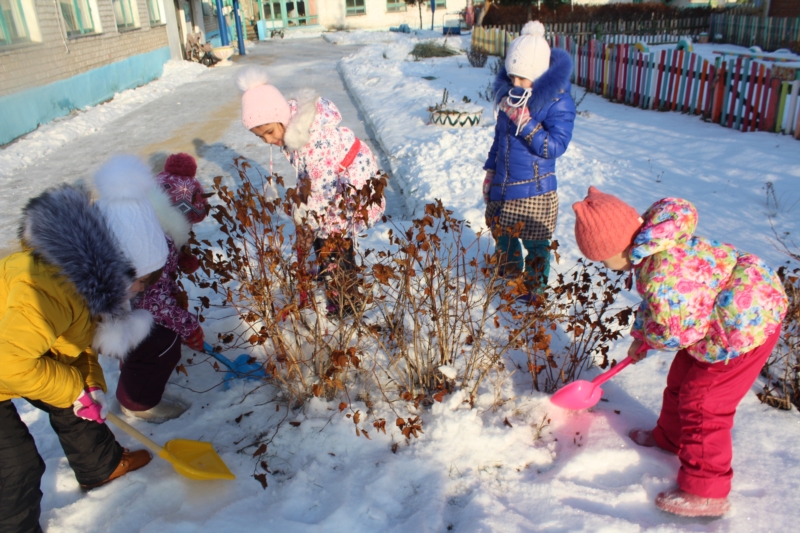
<box><xmin>121</xmin><ymin>398</ymin><xmax>187</xmax><ymax>424</ymax></box>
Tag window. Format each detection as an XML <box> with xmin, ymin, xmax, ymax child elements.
<box><xmin>386</xmin><ymin>0</ymin><xmax>406</xmax><ymax>12</ymax></box>
<box><xmin>345</xmin><ymin>0</ymin><xmax>364</xmax><ymax>16</ymax></box>
<box><xmin>59</xmin><ymin>0</ymin><xmax>101</xmax><ymax>37</ymax></box>
<box><xmin>113</xmin><ymin>0</ymin><xmax>141</xmax><ymax>31</ymax></box>
<box><xmin>1</xmin><ymin>0</ymin><xmax>37</xmax><ymax>46</ymax></box>
<box><xmin>430</xmin><ymin>0</ymin><xmax>444</xmax><ymax>8</ymax></box>
<box><xmin>147</xmin><ymin>0</ymin><xmax>165</xmax><ymax>25</ymax></box>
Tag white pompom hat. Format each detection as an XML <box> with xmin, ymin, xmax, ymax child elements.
<box><xmin>237</xmin><ymin>66</ymin><xmax>291</xmax><ymax>130</ymax></box>
<box><xmin>94</xmin><ymin>155</ymin><xmax>168</xmax><ymax>279</ymax></box>
<box><xmin>505</xmin><ymin>21</ymin><xmax>551</xmax><ymax>83</ymax></box>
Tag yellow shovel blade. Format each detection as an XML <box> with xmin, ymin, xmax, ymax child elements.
<box><xmin>158</xmin><ymin>439</ymin><xmax>236</xmax><ymax>481</ymax></box>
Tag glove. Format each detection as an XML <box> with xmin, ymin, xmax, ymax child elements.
<box><xmin>183</xmin><ymin>326</ymin><xmax>205</xmax><ymax>352</ymax></box>
<box><xmin>483</xmin><ymin>171</ymin><xmax>494</xmax><ymax>204</ymax></box>
<box><xmin>73</xmin><ymin>387</ymin><xmax>108</xmax><ymax>424</ymax></box>
<box><xmin>177</xmin><ymin>248</ymin><xmax>200</xmax><ymax>274</ymax></box>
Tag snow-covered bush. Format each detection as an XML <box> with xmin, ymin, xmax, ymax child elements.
<box><xmin>188</xmin><ymin>158</ymin><xmax>636</xmax><ymax>427</ymax></box>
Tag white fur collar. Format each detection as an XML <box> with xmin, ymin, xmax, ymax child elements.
<box><xmin>147</xmin><ymin>187</ymin><xmax>191</xmax><ymax>248</ymax></box>
<box><xmin>283</xmin><ymin>89</ymin><xmax>319</xmax><ymax>152</ymax></box>
<box><xmin>92</xmin><ymin>308</ymin><xmax>154</xmax><ymax>359</ymax></box>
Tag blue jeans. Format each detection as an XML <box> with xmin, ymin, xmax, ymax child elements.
<box><xmin>495</xmin><ymin>235</ymin><xmax>550</xmax><ymax>291</ymax></box>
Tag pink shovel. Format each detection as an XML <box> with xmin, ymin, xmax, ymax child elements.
<box><xmin>550</xmin><ymin>342</ymin><xmax>650</xmax><ymax>410</ymax></box>
<box><xmin>550</xmin><ymin>357</ymin><xmax>633</xmax><ymax>410</ymax></box>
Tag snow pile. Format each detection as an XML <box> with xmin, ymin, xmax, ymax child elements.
<box><xmin>323</xmin><ymin>30</ymin><xmax>409</xmax><ymax>45</ymax></box>
<box><xmin>0</xmin><ymin>60</ymin><xmax>208</xmax><ymax>178</ymax></box>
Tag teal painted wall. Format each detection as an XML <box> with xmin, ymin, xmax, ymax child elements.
<box><xmin>0</xmin><ymin>47</ymin><xmax>171</xmax><ymax>146</ymax></box>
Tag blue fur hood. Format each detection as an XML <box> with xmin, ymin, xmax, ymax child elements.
<box><xmin>19</xmin><ymin>183</ymin><xmax>135</xmax><ymax>317</ymax></box>
<box><xmin>493</xmin><ymin>48</ymin><xmax>573</xmax><ymax>111</ymax></box>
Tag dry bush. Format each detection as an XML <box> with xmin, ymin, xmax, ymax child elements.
<box><xmin>189</xmin><ymin>158</ymin><xmax>635</xmax><ymax>426</ymax></box>
<box><xmin>761</xmin><ymin>265</ymin><xmax>800</xmax><ymax>411</ymax></box>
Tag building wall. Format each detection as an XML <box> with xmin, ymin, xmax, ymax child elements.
<box><xmin>316</xmin><ymin>0</ymin><xmax>468</xmax><ymax>31</ymax></box>
<box><xmin>770</xmin><ymin>0</ymin><xmax>800</xmax><ymax>18</ymax></box>
<box><xmin>0</xmin><ymin>0</ymin><xmax>173</xmax><ymax>144</ymax></box>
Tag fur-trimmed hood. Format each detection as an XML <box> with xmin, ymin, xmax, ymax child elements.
<box><xmin>20</xmin><ymin>183</ymin><xmax>134</xmax><ymax>317</ymax></box>
<box><xmin>283</xmin><ymin>89</ymin><xmax>324</xmax><ymax>152</ymax></box>
<box><xmin>19</xmin><ymin>183</ymin><xmax>154</xmax><ymax>358</ymax></box>
<box><xmin>493</xmin><ymin>48</ymin><xmax>573</xmax><ymax>111</ymax></box>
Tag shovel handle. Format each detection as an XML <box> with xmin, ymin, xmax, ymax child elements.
<box><xmin>590</xmin><ymin>356</ymin><xmax>633</xmax><ymax>386</ymax></box>
<box><xmin>106</xmin><ymin>412</ymin><xmax>165</xmax><ymax>456</ymax></box>
<box><xmin>203</xmin><ymin>342</ymin><xmax>236</xmax><ymax>371</ymax></box>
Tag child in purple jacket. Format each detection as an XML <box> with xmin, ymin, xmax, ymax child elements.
<box><xmin>116</xmin><ymin>153</ymin><xmax>208</xmax><ymax>422</ymax></box>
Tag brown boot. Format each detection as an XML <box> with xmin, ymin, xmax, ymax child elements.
<box><xmin>80</xmin><ymin>448</ymin><xmax>152</xmax><ymax>490</ymax></box>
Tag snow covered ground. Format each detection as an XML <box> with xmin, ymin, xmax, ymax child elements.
<box><xmin>3</xmin><ymin>34</ymin><xmax>800</xmax><ymax>532</ymax></box>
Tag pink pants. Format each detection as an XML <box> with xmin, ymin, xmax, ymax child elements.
<box><xmin>651</xmin><ymin>328</ymin><xmax>780</xmax><ymax>499</ymax></box>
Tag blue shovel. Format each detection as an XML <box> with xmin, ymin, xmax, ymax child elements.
<box><xmin>203</xmin><ymin>342</ymin><xmax>268</xmax><ymax>388</ymax></box>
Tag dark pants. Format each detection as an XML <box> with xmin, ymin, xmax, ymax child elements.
<box><xmin>117</xmin><ymin>324</ymin><xmax>182</xmax><ymax>411</ymax></box>
<box><xmin>313</xmin><ymin>237</ymin><xmax>358</xmax><ymax>310</ymax></box>
<box><xmin>0</xmin><ymin>399</ymin><xmax>123</xmax><ymax>533</ymax></box>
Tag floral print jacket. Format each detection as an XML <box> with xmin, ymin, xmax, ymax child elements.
<box><xmin>133</xmin><ymin>237</ymin><xmax>198</xmax><ymax>340</ymax></box>
<box><xmin>630</xmin><ymin>198</ymin><xmax>787</xmax><ymax>363</ymax></box>
<box><xmin>282</xmin><ymin>93</ymin><xmax>385</xmax><ymax>239</ymax></box>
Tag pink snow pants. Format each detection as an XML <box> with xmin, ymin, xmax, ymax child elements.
<box><xmin>651</xmin><ymin>327</ymin><xmax>781</xmax><ymax>499</ymax></box>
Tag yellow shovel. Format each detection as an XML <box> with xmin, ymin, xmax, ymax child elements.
<box><xmin>107</xmin><ymin>412</ymin><xmax>236</xmax><ymax>481</ymax></box>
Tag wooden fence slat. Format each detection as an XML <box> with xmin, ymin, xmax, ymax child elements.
<box><xmin>741</xmin><ymin>61</ymin><xmax>759</xmax><ymax>132</ymax></box>
<box><xmin>775</xmin><ymin>81</ymin><xmax>790</xmax><ymax>133</ymax></box>
<box><xmin>734</xmin><ymin>58</ymin><xmax>751</xmax><ymax>131</ymax></box>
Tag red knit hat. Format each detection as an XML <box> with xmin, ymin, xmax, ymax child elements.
<box><xmin>572</xmin><ymin>186</ymin><xmax>642</xmax><ymax>262</ymax></box>
<box><xmin>157</xmin><ymin>153</ymin><xmax>207</xmax><ymax>225</ymax></box>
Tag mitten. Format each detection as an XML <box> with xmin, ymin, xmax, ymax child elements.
<box><xmin>177</xmin><ymin>249</ymin><xmax>200</xmax><ymax>274</ymax></box>
<box><xmin>183</xmin><ymin>326</ymin><xmax>205</xmax><ymax>352</ymax></box>
<box><xmin>483</xmin><ymin>171</ymin><xmax>494</xmax><ymax>204</ymax></box>
<box><xmin>73</xmin><ymin>387</ymin><xmax>108</xmax><ymax>424</ymax></box>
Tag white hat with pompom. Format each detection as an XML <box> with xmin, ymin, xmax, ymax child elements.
<box><xmin>505</xmin><ymin>21</ymin><xmax>551</xmax><ymax>83</ymax></box>
<box><xmin>94</xmin><ymin>155</ymin><xmax>168</xmax><ymax>278</ymax></box>
<box><xmin>237</xmin><ymin>66</ymin><xmax>291</xmax><ymax>130</ymax></box>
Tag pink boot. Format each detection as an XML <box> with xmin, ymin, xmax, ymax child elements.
<box><xmin>629</xmin><ymin>428</ymin><xmax>657</xmax><ymax>447</ymax></box>
<box><xmin>655</xmin><ymin>489</ymin><xmax>730</xmax><ymax>517</ymax></box>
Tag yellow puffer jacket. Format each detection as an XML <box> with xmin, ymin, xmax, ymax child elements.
<box><xmin>0</xmin><ymin>184</ymin><xmax>150</xmax><ymax>408</ymax></box>
<box><xmin>0</xmin><ymin>252</ymin><xmax>106</xmax><ymax>407</ymax></box>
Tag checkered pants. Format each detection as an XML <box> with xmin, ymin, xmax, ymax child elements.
<box><xmin>485</xmin><ymin>191</ymin><xmax>559</xmax><ymax>240</ymax></box>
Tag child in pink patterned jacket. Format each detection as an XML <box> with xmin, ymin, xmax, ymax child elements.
<box><xmin>116</xmin><ymin>153</ymin><xmax>208</xmax><ymax>422</ymax></box>
<box><xmin>236</xmin><ymin>67</ymin><xmax>386</xmax><ymax>315</ymax></box>
<box><xmin>572</xmin><ymin>186</ymin><xmax>787</xmax><ymax>518</ymax></box>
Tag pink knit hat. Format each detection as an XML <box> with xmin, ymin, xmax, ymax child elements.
<box><xmin>237</xmin><ymin>67</ymin><xmax>291</xmax><ymax>130</ymax></box>
<box><xmin>157</xmin><ymin>153</ymin><xmax>208</xmax><ymax>225</ymax></box>
<box><xmin>572</xmin><ymin>186</ymin><xmax>643</xmax><ymax>261</ymax></box>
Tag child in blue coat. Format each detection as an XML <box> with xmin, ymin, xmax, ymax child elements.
<box><xmin>483</xmin><ymin>21</ymin><xmax>576</xmax><ymax>299</ymax></box>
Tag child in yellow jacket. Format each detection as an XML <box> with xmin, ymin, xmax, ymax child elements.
<box><xmin>0</xmin><ymin>156</ymin><xmax>169</xmax><ymax>532</ymax></box>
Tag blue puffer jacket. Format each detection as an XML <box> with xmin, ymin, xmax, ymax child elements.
<box><xmin>484</xmin><ymin>48</ymin><xmax>576</xmax><ymax>202</ymax></box>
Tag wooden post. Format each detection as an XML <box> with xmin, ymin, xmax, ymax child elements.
<box><xmin>711</xmin><ymin>61</ymin><xmax>726</xmax><ymax>124</ymax></box>
<box><xmin>654</xmin><ymin>50</ymin><xmax>666</xmax><ymax>111</ymax></box>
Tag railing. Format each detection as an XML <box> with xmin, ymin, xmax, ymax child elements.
<box><xmin>472</xmin><ymin>28</ymin><xmax>800</xmax><ymax>140</ymax></box>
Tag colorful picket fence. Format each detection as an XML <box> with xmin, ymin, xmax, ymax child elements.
<box><xmin>709</xmin><ymin>13</ymin><xmax>800</xmax><ymax>51</ymax></box>
<box><xmin>472</xmin><ymin>29</ymin><xmax>800</xmax><ymax>140</ymax></box>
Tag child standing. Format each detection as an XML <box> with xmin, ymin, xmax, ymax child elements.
<box><xmin>572</xmin><ymin>187</ymin><xmax>787</xmax><ymax>517</ymax></box>
<box><xmin>236</xmin><ymin>67</ymin><xmax>385</xmax><ymax>315</ymax></box>
<box><xmin>116</xmin><ymin>153</ymin><xmax>208</xmax><ymax>422</ymax></box>
<box><xmin>0</xmin><ymin>155</ymin><xmax>169</xmax><ymax>532</ymax></box>
<box><xmin>484</xmin><ymin>21</ymin><xmax>576</xmax><ymax>299</ymax></box>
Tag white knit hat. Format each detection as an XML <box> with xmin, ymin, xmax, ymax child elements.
<box><xmin>505</xmin><ymin>21</ymin><xmax>551</xmax><ymax>82</ymax></box>
<box><xmin>94</xmin><ymin>155</ymin><xmax>168</xmax><ymax>279</ymax></box>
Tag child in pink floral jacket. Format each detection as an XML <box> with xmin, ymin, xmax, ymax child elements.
<box><xmin>236</xmin><ymin>67</ymin><xmax>386</xmax><ymax>315</ymax></box>
<box><xmin>572</xmin><ymin>187</ymin><xmax>787</xmax><ymax>518</ymax></box>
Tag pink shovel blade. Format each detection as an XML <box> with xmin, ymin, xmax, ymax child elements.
<box><xmin>550</xmin><ymin>380</ymin><xmax>605</xmax><ymax>410</ymax></box>
<box><xmin>549</xmin><ymin>356</ymin><xmax>636</xmax><ymax>410</ymax></box>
